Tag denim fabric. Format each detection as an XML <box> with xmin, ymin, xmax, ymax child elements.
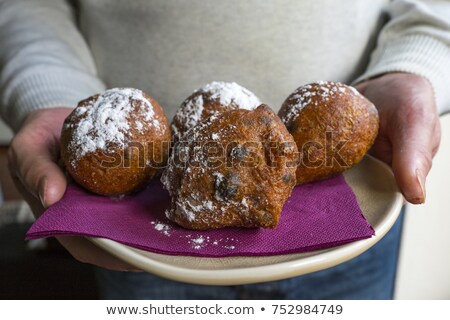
<box><xmin>96</xmin><ymin>209</ymin><xmax>405</xmax><ymax>300</ymax></box>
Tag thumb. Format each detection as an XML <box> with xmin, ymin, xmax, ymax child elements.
<box><xmin>390</xmin><ymin>114</ymin><xmax>436</xmax><ymax>204</ymax></box>
<box><xmin>35</xmin><ymin>157</ymin><xmax>67</xmax><ymax>208</ymax></box>
<box><xmin>8</xmin><ymin>124</ymin><xmax>68</xmax><ymax>212</ymax></box>
<box><xmin>9</xmin><ymin>143</ymin><xmax>67</xmax><ymax>209</ymax></box>
<box><xmin>9</xmin><ymin>108</ymin><xmax>74</xmax><ymax>210</ymax></box>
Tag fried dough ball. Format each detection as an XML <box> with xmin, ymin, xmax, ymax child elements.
<box><xmin>61</xmin><ymin>88</ymin><xmax>171</xmax><ymax>196</ymax></box>
<box><xmin>162</xmin><ymin>105</ymin><xmax>298</xmax><ymax>230</ymax></box>
<box><xmin>171</xmin><ymin>81</ymin><xmax>261</xmax><ymax>142</ymax></box>
<box><xmin>278</xmin><ymin>81</ymin><xmax>379</xmax><ymax>184</ymax></box>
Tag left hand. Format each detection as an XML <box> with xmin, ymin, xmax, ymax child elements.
<box><xmin>355</xmin><ymin>72</ymin><xmax>441</xmax><ymax>204</ymax></box>
<box><xmin>8</xmin><ymin>107</ymin><xmax>140</xmax><ymax>271</ymax></box>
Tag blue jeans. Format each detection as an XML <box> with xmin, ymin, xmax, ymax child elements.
<box><xmin>96</xmin><ymin>209</ymin><xmax>405</xmax><ymax>299</ymax></box>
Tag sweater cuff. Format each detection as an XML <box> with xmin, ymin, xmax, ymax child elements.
<box><xmin>2</xmin><ymin>68</ymin><xmax>105</xmax><ymax>132</ymax></box>
<box><xmin>354</xmin><ymin>34</ymin><xmax>450</xmax><ymax>115</ymax></box>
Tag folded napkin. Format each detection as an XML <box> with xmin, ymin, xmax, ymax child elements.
<box><xmin>26</xmin><ymin>174</ymin><xmax>374</xmax><ymax>257</ymax></box>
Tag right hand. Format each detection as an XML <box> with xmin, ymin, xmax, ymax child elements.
<box><xmin>8</xmin><ymin>107</ymin><xmax>139</xmax><ymax>271</ymax></box>
<box><xmin>355</xmin><ymin>73</ymin><xmax>441</xmax><ymax>204</ymax></box>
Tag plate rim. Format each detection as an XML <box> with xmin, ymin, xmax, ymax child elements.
<box><xmin>88</xmin><ymin>156</ymin><xmax>404</xmax><ymax>285</ymax></box>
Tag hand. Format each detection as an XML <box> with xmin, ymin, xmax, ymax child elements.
<box><xmin>8</xmin><ymin>107</ymin><xmax>139</xmax><ymax>271</ymax></box>
<box><xmin>355</xmin><ymin>73</ymin><xmax>441</xmax><ymax>204</ymax></box>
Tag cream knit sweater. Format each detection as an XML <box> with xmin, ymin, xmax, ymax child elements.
<box><xmin>1</xmin><ymin>0</ymin><xmax>450</xmax><ymax>131</ymax></box>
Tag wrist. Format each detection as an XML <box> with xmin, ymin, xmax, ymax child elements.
<box><xmin>356</xmin><ymin>72</ymin><xmax>433</xmax><ymax>98</ymax></box>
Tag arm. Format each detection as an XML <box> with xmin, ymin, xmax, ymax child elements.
<box><xmin>355</xmin><ymin>0</ymin><xmax>450</xmax><ymax>115</ymax></box>
<box><xmin>1</xmin><ymin>0</ymin><xmax>135</xmax><ymax>270</ymax></box>
<box><xmin>0</xmin><ymin>0</ymin><xmax>105</xmax><ymax>132</ymax></box>
<box><xmin>354</xmin><ymin>0</ymin><xmax>449</xmax><ymax>203</ymax></box>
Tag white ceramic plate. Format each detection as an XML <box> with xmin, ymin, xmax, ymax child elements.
<box><xmin>89</xmin><ymin>155</ymin><xmax>403</xmax><ymax>285</ymax></box>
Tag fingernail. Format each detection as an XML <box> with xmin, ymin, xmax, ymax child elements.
<box><xmin>38</xmin><ymin>178</ymin><xmax>47</xmax><ymax>208</ymax></box>
<box><xmin>416</xmin><ymin>169</ymin><xmax>426</xmax><ymax>204</ymax></box>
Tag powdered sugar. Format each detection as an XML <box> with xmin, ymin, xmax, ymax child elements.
<box><xmin>186</xmin><ymin>234</ymin><xmax>238</xmax><ymax>250</ymax></box>
<box><xmin>190</xmin><ymin>236</ymin><xmax>206</xmax><ymax>249</ymax></box>
<box><xmin>173</xmin><ymin>202</ymin><xmax>196</xmax><ymax>222</ymax></box>
<box><xmin>151</xmin><ymin>220</ymin><xmax>238</xmax><ymax>250</ymax></box>
<box><xmin>201</xmin><ymin>81</ymin><xmax>261</xmax><ymax>110</ymax></box>
<box><xmin>211</xmin><ymin>133</ymin><xmax>219</xmax><ymax>140</ymax></box>
<box><xmin>66</xmin><ymin>88</ymin><xmax>160</xmax><ymax>161</ymax></box>
<box><xmin>280</xmin><ymin>81</ymin><xmax>362</xmax><ymax>125</ymax></box>
<box><xmin>135</xmin><ymin>121</ymin><xmax>144</xmax><ymax>131</ymax></box>
<box><xmin>173</xmin><ymin>95</ymin><xmax>205</xmax><ymax>135</ymax></box>
<box><xmin>172</xmin><ymin>81</ymin><xmax>261</xmax><ymax>140</ymax></box>
<box><xmin>151</xmin><ymin>220</ymin><xmax>172</xmax><ymax>236</ymax></box>
<box><xmin>204</xmin><ymin>200</ymin><xmax>214</xmax><ymax>210</ymax></box>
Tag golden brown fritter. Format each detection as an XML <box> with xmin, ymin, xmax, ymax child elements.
<box><xmin>278</xmin><ymin>81</ymin><xmax>379</xmax><ymax>184</ymax></box>
<box><xmin>162</xmin><ymin>104</ymin><xmax>298</xmax><ymax>230</ymax></box>
<box><xmin>61</xmin><ymin>88</ymin><xmax>171</xmax><ymax>196</ymax></box>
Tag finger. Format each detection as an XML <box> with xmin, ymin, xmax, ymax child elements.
<box><xmin>9</xmin><ymin>134</ymin><xmax>67</xmax><ymax>209</ymax></box>
<box><xmin>390</xmin><ymin>111</ymin><xmax>436</xmax><ymax>204</ymax></box>
<box><xmin>8</xmin><ymin>168</ymin><xmax>47</xmax><ymax>217</ymax></box>
<box><xmin>36</xmin><ymin>158</ymin><xmax>67</xmax><ymax>208</ymax></box>
<box><xmin>57</xmin><ymin>236</ymin><xmax>141</xmax><ymax>272</ymax></box>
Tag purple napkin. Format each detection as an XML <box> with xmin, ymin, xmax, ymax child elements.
<box><xmin>26</xmin><ymin>175</ymin><xmax>374</xmax><ymax>257</ymax></box>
